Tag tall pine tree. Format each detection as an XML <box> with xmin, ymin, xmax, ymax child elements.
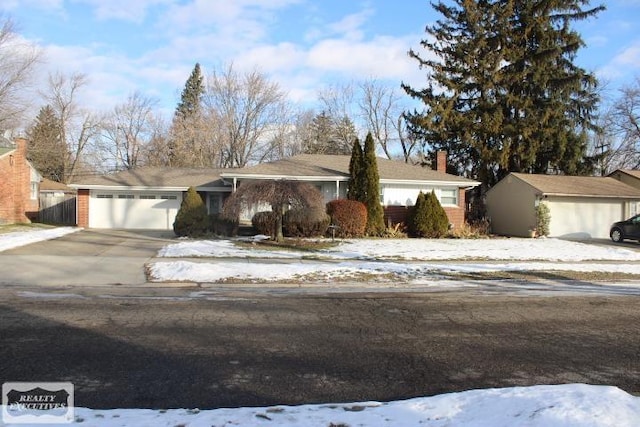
<box><xmin>403</xmin><ymin>0</ymin><xmax>604</xmax><ymax>191</ymax></box>
<box><xmin>169</xmin><ymin>63</ymin><xmax>206</xmax><ymax>166</ymax></box>
<box><xmin>362</xmin><ymin>132</ymin><xmax>385</xmax><ymax>236</ymax></box>
<box><xmin>175</xmin><ymin>63</ymin><xmax>204</xmax><ymax>120</ymax></box>
<box><xmin>26</xmin><ymin>105</ymin><xmax>66</xmax><ymax>182</ymax></box>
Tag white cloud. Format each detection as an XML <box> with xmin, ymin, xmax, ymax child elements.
<box><xmin>598</xmin><ymin>40</ymin><xmax>640</xmax><ymax>81</ymax></box>
<box><xmin>306</xmin><ymin>35</ymin><xmax>424</xmax><ymax>83</ymax></box>
<box><xmin>1</xmin><ymin>0</ymin><xmax>63</xmax><ymax>11</ymax></box>
<box><xmin>72</xmin><ymin>0</ymin><xmax>175</xmax><ymax>23</ymax></box>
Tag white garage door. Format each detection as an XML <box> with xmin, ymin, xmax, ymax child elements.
<box><xmin>89</xmin><ymin>191</ymin><xmax>182</xmax><ymax>229</ymax></box>
<box><xmin>546</xmin><ymin>198</ymin><xmax>625</xmax><ymax>239</ymax></box>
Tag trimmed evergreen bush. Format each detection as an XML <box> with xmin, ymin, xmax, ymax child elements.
<box><xmin>251</xmin><ymin>211</ymin><xmax>278</xmax><ymax>237</ymax></box>
<box><xmin>408</xmin><ymin>191</ymin><xmax>450</xmax><ymax>238</ymax></box>
<box><xmin>173</xmin><ymin>186</ymin><xmax>209</xmax><ymax>237</ymax></box>
<box><xmin>326</xmin><ymin>199</ymin><xmax>367</xmax><ymax>237</ymax></box>
<box><xmin>283</xmin><ymin>207</ymin><xmax>330</xmax><ymax>238</ymax></box>
<box><xmin>362</xmin><ymin>132</ymin><xmax>385</xmax><ymax>236</ymax></box>
<box><xmin>535</xmin><ymin>202</ymin><xmax>551</xmax><ymax>237</ymax></box>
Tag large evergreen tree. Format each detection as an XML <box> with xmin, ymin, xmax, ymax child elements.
<box><xmin>362</xmin><ymin>132</ymin><xmax>385</xmax><ymax>235</ymax></box>
<box><xmin>169</xmin><ymin>63</ymin><xmax>206</xmax><ymax>166</ymax></box>
<box><xmin>26</xmin><ymin>105</ymin><xmax>66</xmax><ymax>182</ymax></box>
<box><xmin>403</xmin><ymin>0</ymin><xmax>604</xmax><ymax>191</ymax></box>
<box><xmin>175</xmin><ymin>63</ymin><xmax>204</xmax><ymax>120</ymax></box>
<box><xmin>303</xmin><ymin>111</ymin><xmax>355</xmax><ymax>155</ymax></box>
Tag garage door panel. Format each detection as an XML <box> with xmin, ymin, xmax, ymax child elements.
<box><xmin>89</xmin><ymin>191</ymin><xmax>182</xmax><ymax>230</ymax></box>
<box><xmin>547</xmin><ymin>199</ymin><xmax>624</xmax><ymax>239</ymax></box>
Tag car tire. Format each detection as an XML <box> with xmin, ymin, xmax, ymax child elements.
<box><xmin>610</xmin><ymin>227</ymin><xmax>623</xmax><ymax>243</ymax></box>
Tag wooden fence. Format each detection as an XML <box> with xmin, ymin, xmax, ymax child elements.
<box><xmin>38</xmin><ymin>193</ymin><xmax>76</xmax><ymax>225</ymax></box>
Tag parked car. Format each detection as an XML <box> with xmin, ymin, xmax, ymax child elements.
<box><xmin>610</xmin><ymin>214</ymin><xmax>640</xmax><ymax>243</ymax></box>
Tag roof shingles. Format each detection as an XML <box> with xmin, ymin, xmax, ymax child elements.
<box><xmin>72</xmin><ymin>167</ymin><xmax>229</xmax><ymax>189</ymax></box>
<box><xmin>513</xmin><ymin>172</ymin><xmax>640</xmax><ymax>198</ymax></box>
<box><xmin>222</xmin><ymin>154</ymin><xmax>477</xmax><ymax>184</ymax></box>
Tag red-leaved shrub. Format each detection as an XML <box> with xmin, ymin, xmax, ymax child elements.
<box><xmin>326</xmin><ymin>199</ymin><xmax>367</xmax><ymax>237</ymax></box>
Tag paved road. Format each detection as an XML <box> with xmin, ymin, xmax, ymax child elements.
<box><xmin>0</xmin><ymin>287</ymin><xmax>639</xmax><ymax>409</ymax></box>
<box><xmin>1</xmin><ymin>231</ymin><xmax>640</xmax><ymax>410</ymax></box>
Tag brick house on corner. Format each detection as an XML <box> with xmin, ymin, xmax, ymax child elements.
<box><xmin>0</xmin><ymin>136</ymin><xmax>41</xmax><ymax>224</ymax></box>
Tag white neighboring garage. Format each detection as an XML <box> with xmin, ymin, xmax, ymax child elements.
<box><xmin>71</xmin><ymin>168</ymin><xmax>232</xmax><ymax>230</ymax></box>
<box><xmin>486</xmin><ymin>173</ymin><xmax>640</xmax><ymax>239</ymax></box>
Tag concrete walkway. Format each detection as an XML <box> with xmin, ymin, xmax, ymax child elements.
<box><xmin>0</xmin><ymin>229</ymin><xmax>176</xmax><ymax>287</ymax></box>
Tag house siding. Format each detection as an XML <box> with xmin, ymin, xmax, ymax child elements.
<box><xmin>381</xmin><ymin>188</ymin><xmax>466</xmax><ymax>229</ymax></box>
<box><xmin>0</xmin><ymin>138</ymin><xmax>39</xmax><ymax>224</ymax></box>
<box><xmin>486</xmin><ymin>175</ymin><xmax>538</xmax><ymax>237</ymax></box>
<box><xmin>610</xmin><ymin>170</ymin><xmax>640</xmax><ymax>190</ymax></box>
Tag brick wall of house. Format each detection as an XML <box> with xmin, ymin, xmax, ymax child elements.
<box><xmin>383</xmin><ymin>188</ymin><xmax>467</xmax><ymax>230</ymax></box>
<box><xmin>0</xmin><ymin>138</ymin><xmax>38</xmax><ymax>224</ymax></box>
<box><xmin>77</xmin><ymin>189</ymin><xmax>89</xmax><ymax>227</ymax></box>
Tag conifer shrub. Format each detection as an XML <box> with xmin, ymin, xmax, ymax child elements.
<box><xmin>408</xmin><ymin>191</ymin><xmax>450</xmax><ymax>238</ymax></box>
<box><xmin>173</xmin><ymin>186</ymin><xmax>209</xmax><ymax>237</ymax></box>
<box><xmin>535</xmin><ymin>202</ymin><xmax>551</xmax><ymax>237</ymax></box>
<box><xmin>283</xmin><ymin>207</ymin><xmax>331</xmax><ymax>237</ymax></box>
<box><xmin>251</xmin><ymin>211</ymin><xmax>278</xmax><ymax>237</ymax></box>
<box><xmin>362</xmin><ymin>132</ymin><xmax>385</xmax><ymax>236</ymax></box>
<box><xmin>326</xmin><ymin>199</ymin><xmax>367</xmax><ymax>237</ymax></box>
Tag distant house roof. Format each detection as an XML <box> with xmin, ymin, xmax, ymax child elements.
<box><xmin>0</xmin><ymin>136</ymin><xmax>14</xmax><ymax>157</ymax></box>
<box><xmin>40</xmin><ymin>178</ymin><xmax>75</xmax><ymax>192</ymax></box>
<box><xmin>609</xmin><ymin>169</ymin><xmax>640</xmax><ymax>180</ymax></box>
<box><xmin>70</xmin><ymin>167</ymin><xmax>232</xmax><ymax>191</ymax></box>
<box><xmin>510</xmin><ymin>172</ymin><xmax>640</xmax><ymax>199</ymax></box>
<box><xmin>221</xmin><ymin>154</ymin><xmax>480</xmax><ymax>187</ymax></box>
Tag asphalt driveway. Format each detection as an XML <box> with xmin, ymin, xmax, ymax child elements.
<box><xmin>0</xmin><ymin>229</ymin><xmax>175</xmax><ymax>287</ymax></box>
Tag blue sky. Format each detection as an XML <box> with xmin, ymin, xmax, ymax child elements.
<box><xmin>2</xmin><ymin>0</ymin><xmax>640</xmax><ymax>117</ymax></box>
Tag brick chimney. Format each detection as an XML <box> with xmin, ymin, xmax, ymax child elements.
<box><xmin>436</xmin><ymin>150</ymin><xmax>447</xmax><ymax>173</ymax></box>
<box><xmin>12</xmin><ymin>138</ymin><xmax>29</xmax><ymax>222</ymax></box>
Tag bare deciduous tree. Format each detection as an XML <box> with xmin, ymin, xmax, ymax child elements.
<box><xmin>608</xmin><ymin>77</ymin><xmax>640</xmax><ymax>170</ymax></box>
<box><xmin>203</xmin><ymin>64</ymin><xmax>289</xmax><ymax>168</ymax></box>
<box><xmin>359</xmin><ymin>80</ymin><xmax>418</xmax><ymax>162</ymax></box>
<box><xmin>41</xmin><ymin>71</ymin><xmax>101</xmax><ymax>183</ymax></box>
<box><xmin>318</xmin><ymin>80</ymin><xmax>419</xmax><ymax>162</ymax></box>
<box><xmin>222</xmin><ymin>180</ymin><xmax>324</xmax><ymax>242</ymax></box>
<box><xmin>101</xmin><ymin>91</ymin><xmax>159</xmax><ymax>170</ymax></box>
<box><xmin>0</xmin><ymin>16</ymin><xmax>40</xmax><ymax>129</ymax></box>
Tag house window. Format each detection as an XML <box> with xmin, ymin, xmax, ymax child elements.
<box><xmin>139</xmin><ymin>195</ymin><xmax>156</xmax><ymax>200</ymax></box>
<box><xmin>161</xmin><ymin>195</ymin><xmax>177</xmax><ymax>200</ymax></box>
<box><xmin>118</xmin><ymin>194</ymin><xmax>134</xmax><ymax>199</ymax></box>
<box><xmin>96</xmin><ymin>194</ymin><xmax>113</xmax><ymax>199</ymax></box>
<box><xmin>30</xmin><ymin>182</ymin><xmax>38</xmax><ymax>200</ymax></box>
<box><xmin>440</xmin><ymin>188</ymin><xmax>458</xmax><ymax>205</ymax></box>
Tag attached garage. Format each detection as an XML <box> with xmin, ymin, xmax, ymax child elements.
<box><xmin>71</xmin><ymin>167</ymin><xmax>232</xmax><ymax>231</ymax></box>
<box><xmin>487</xmin><ymin>173</ymin><xmax>640</xmax><ymax>239</ymax></box>
<box><xmin>88</xmin><ymin>191</ymin><xmax>182</xmax><ymax>229</ymax></box>
<box><xmin>545</xmin><ymin>197</ymin><xmax>625</xmax><ymax>239</ymax></box>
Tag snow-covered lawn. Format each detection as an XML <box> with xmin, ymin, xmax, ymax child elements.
<box><xmin>4</xmin><ymin>384</ymin><xmax>638</xmax><ymax>427</ymax></box>
<box><xmin>160</xmin><ymin>237</ymin><xmax>640</xmax><ymax>261</ymax></box>
<box><xmin>151</xmin><ymin>237</ymin><xmax>640</xmax><ymax>283</ymax></box>
<box><xmin>0</xmin><ymin>227</ymin><xmax>79</xmax><ymax>252</ymax></box>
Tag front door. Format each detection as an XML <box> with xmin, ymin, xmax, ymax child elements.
<box><xmin>208</xmin><ymin>193</ymin><xmax>223</xmax><ymax>214</ymax></box>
